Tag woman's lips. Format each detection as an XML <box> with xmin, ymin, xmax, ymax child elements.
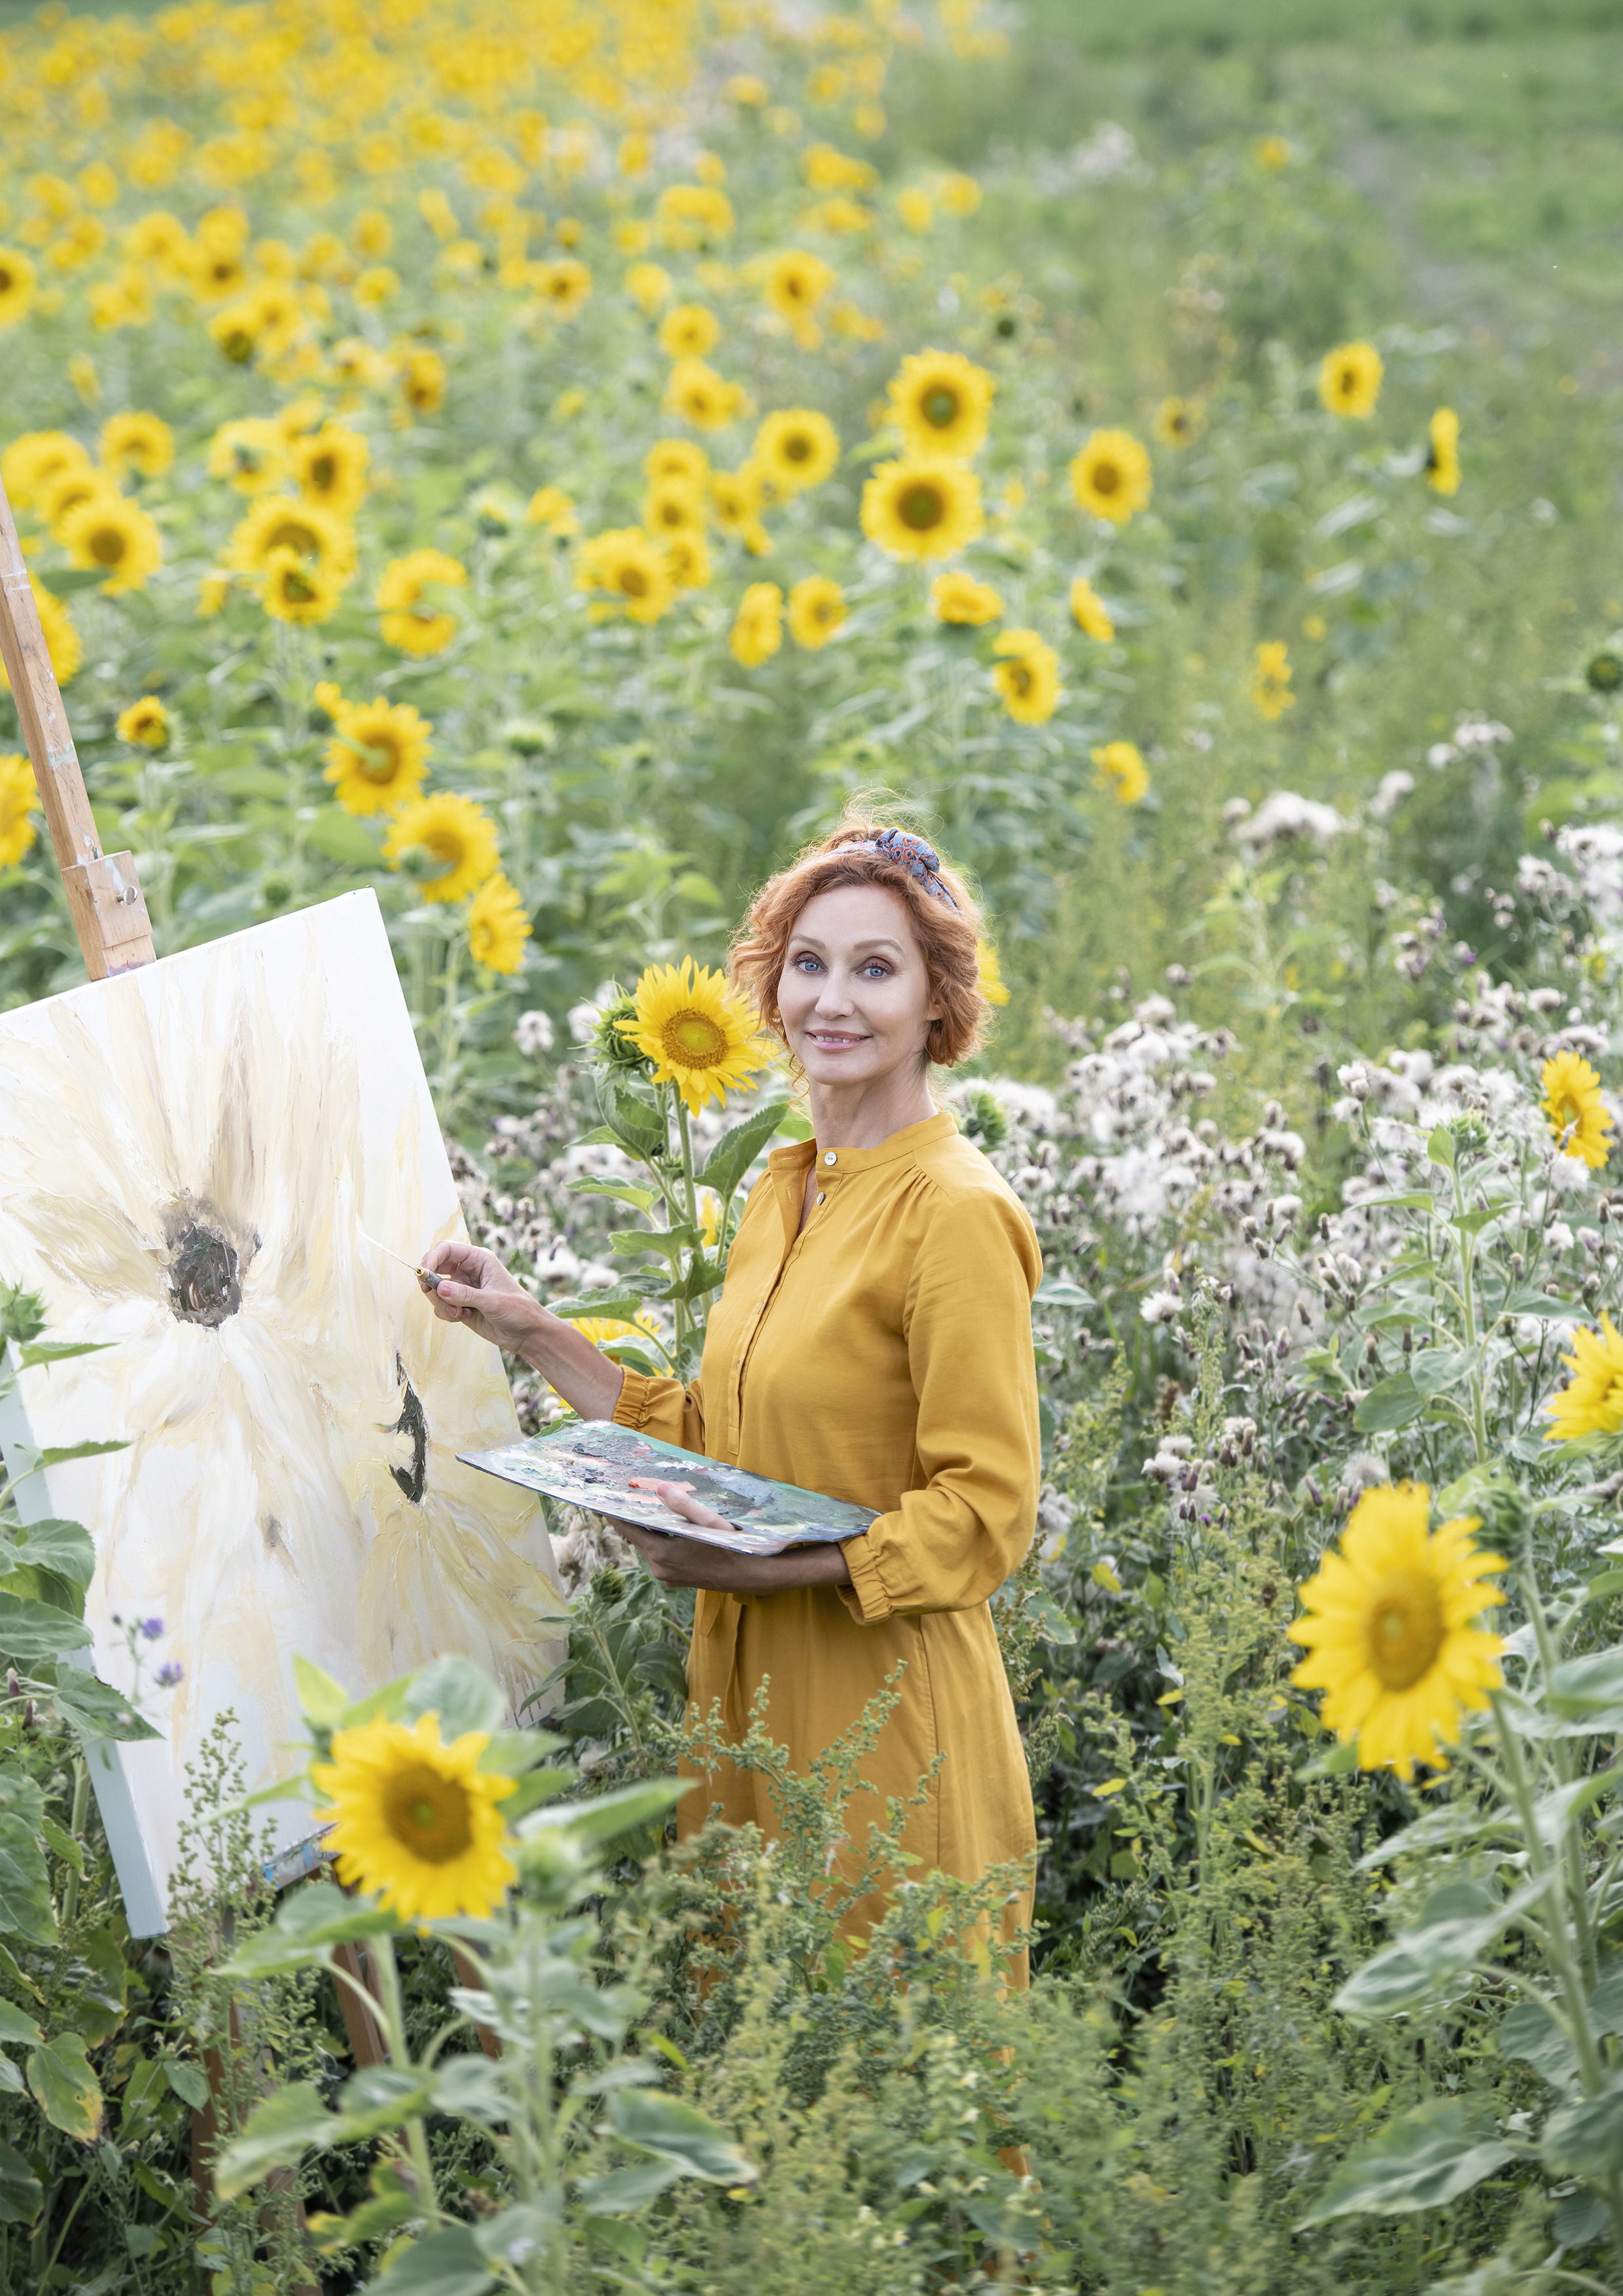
<box><xmin>807</xmin><ymin>1031</ymin><xmax>866</xmax><ymax>1047</ymax></box>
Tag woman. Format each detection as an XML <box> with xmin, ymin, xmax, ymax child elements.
<box><xmin>424</xmin><ymin>823</ymin><xmax>1043</xmax><ymax>1975</ymax></box>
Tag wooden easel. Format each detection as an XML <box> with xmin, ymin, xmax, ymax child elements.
<box><xmin>0</xmin><ymin>475</ymin><xmax>155</xmax><ymax>980</ymax></box>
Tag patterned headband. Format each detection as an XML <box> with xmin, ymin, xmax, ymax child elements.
<box><xmin>842</xmin><ymin>828</ymin><xmax>960</xmax><ymax>910</ymax></box>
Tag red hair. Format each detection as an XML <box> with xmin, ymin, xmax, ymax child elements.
<box><xmin>728</xmin><ymin>820</ymin><xmax>990</xmax><ymax>1068</ymax></box>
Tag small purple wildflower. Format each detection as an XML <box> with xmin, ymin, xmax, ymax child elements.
<box><xmin>155</xmin><ymin>1662</ymin><xmax>183</xmax><ymax>1689</ymax></box>
<box><xmin>139</xmin><ymin>1617</ymin><xmax>164</xmax><ymax>1641</ymax></box>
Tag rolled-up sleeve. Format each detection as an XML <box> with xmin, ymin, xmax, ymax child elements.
<box><xmin>838</xmin><ymin>1185</ymin><xmax>1041</xmax><ymax>1624</ymax></box>
<box><xmin>613</xmin><ymin>1368</ymin><xmax>707</xmax><ymax>1456</ymax></box>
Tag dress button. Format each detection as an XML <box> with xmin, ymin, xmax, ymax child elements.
<box><xmin>816</xmin><ymin>1191</ymin><xmax>825</xmax><ymax>1205</ymax></box>
<box><xmin>824</xmin><ymin>1151</ymin><xmax>837</xmax><ymax>1166</ymax></box>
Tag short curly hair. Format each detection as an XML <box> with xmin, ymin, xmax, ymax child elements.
<box><xmin>728</xmin><ymin>820</ymin><xmax>990</xmax><ymax>1069</ymax></box>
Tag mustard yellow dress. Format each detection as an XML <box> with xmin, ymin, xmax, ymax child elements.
<box><xmin>612</xmin><ymin>1109</ymin><xmax>1043</xmax><ymax>1975</ymax></box>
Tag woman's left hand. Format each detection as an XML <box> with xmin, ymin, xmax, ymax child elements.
<box><xmin>609</xmin><ymin>1482</ymin><xmax>851</xmax><ymax>1594</ymax></box>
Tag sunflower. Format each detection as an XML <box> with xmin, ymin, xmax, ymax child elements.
<box><xmin>42</xmin><ymin>467</ymin><xmax>115</xmax><ymax>539</ymax></box>
<box><xmin>1548</xmin><ymin>1313</ymin><xmax>1623</xmax><ymax>1441</ymax></box>
<box><xmin>709</xmin><ymin>464</ymin><xmax>766</xmax><ymax>543</ymax></box>
<box><xmin>659</xmin><ymin>303</ymin><xmax>720</xmax><ymax>359</ymax></box>
<box><xmin>625</xmin><ymin>260</ymin><xmax>672</xmax><ymax>312</ymax></box>
<box><xmin>575</xmin><ymin>1306</ymin><xmax>664</xmax><ymax>1351</ymax></box>
<box><xmin>467</xmin><ymin>872</ymin><xmax>531</xmax><ymax>975</ymax></box>
<box><xmin>385</xmin><ymin>791</ymin><xmax>499</xmax><ymax>904</ymax></box>
<box><xmin>1069</xmin><ymin>577</ymin><xmax>1115</xmax><ymax>641</ymax></box>
<box><xmin>315</xmin><ymin>692</ymin><xmax>429</xmax><ymax>817</ymax></box>
<box><xmin>1093</xmin><ymin>740</ymin><xmax>1149</xmax><ymax>804</ymax></box>
<box><xmin>0</xmin><ymin>247</ymin><xmax>37</xmax><ymax>327</ymax></box>
<box><xmin>99</xmin><ymin>410</ymin><xmax>173</xmax><ymax>478</ymax></box>
<box><xmin>0</xmin><ymin>579</ymin><xmax>80</xmax><ymax>698</ymax></box>
<box><xmin>643</xmin><ymin>482</ymin><xmax>705</xmax><ymax>542</ymax></box>
<box><xmin>1251</xmin><ymin>640</ymin><xmax>1296</xmax><ymax>721</ymax></box>
<box><xmin>1153</xmin><ymin>396</ymin><xmax>1203</xmax><ymax>450</ymax></box>
<box><xmin>1069</xmin><ymin>429</ymin><xmax>1152</xmax><ymax>526</ymax></box>
<box><xmin>932</xmin><ymin>571</ymin><xmax>1003</xmax><ymax>626</ymax></box>
<box><xmin>207</xmin><ymin>416</ymin><xmax>287</xmax><ymax>493</ymax></box>
<box><xmin>1288</xmin><ymin>1483</ymin><xmax>1506</xmax><ymax>1780</ymax></box>
<box><xmin>753</xmin><ymin>408</ymin><xmax>840</xmax><ymax>495</ymax></box>
<box><xmin>532</xmin><ymin>258</ymin><xmax>592</xmax><ymax>319</ymax></box>
<box><xmin>378</xmin><ymin>548</ymin><xmax>468</xmax><ymax>655</ymax></box>
<box><xmin>124</xmin><ymin>209</ymin><xmax>190</xmax><ymax>277</ymax></box>
<box><xmin>259</xmin><ymin>547</ymin><xmax>338</xmax><ymax>626</ymax></box>
<box><xmin>731</xmin><ymin>581</ymin><xmax>783</xmax><ymax>668</ymax></box>
<box><xmin>1543</xmin><ymin>1050</ymin><xmax>1615</xmax><ymax>1169</ymax></box>
<box><xmin>207</xmin><ymin>298</ymin><xmax>265</xmax><ymax>365</ymax></box>
<box><xmin>1255</xmin><ymin>135</ymin><xmax>1290</xmax><ymax>170</ymax></box>
<box><xmin>886</xmin><ymin>349</ymin><xmax>993</xmax><ymax>458</ymax></box>
<box><xmin>401</xmin><ymin>348</ymin><xmax>446</xmax><ymax>416</ymax></box>
<box><xmin>977</xmin><ymin>940</ymin><xmax>1010</xmax><ymax>1007</ymax></box>
<box><xmin>58</xmin><ymin>493</ymin><xmax>163</xmax><ymax>594</ymax></box>
<box><xmin>1427</xmin><ymin>406</ymin><xmax>1461</xmax><ymax>497</ymax></box>
<box><xmin>1319</xmin><ymin>340</ymin><xmax>1383</xmax><ymax>419</ymax></box>
<box><xmin>664</xmin><ymin>357</ymin><xmax>741</xmax><ymax>431</ymax></box>
<box><xmin>116</xmin><ymin>696</ymin><xmax>169</xmax><ymax>749</ymax></box>
<box><xmin>991</xmin><ymin>630</ymin><xmax>1061</xmax><ymax>726</ymax></box>
<box><xmin>646</xmin><ymin>440</ymin><xmax>709</xmax><ymax>490</ymax></box>
<box><xmin>788</xmin><ymin>575</ymin><xmax>846</xmax><ymax>649</ymax></box>
<box><xmin>628</xmin><ymin>956</ymin><xmax>774</xmax><ymax>1113</ymax></box>
<box><xmin>291</xmin><ymin>423</ymin><xmax>370</xmax><ymax>513</ymax></box>
<box><xmin>2</xmin><ymin>429</ymin><xmax>91</xmax><ymax>508</ymax></box>
<box><xmin>0</xmin><ymin>754</ymin><xmax>38</xmax><ymax>870</ymax></box>
<box><xmin>575</xmin><ymin>527</ymin><xmax>675</xmax><ymax>626</ymax></box>
<box><xmin>763</xmin><ymin>248</ymin><xmax>835</xmax><ymax>346</ymax></box>
<box><xmin>526</xmin><ymin>484</ymin><xmax>579</xmax><ymax>535</ymax></box>
<box><xmin>861</xmin><ymin>455</ymin><xmax>984</xmax><ymax>562</ymax></box>
<box><xmin>312</xmin><ymin>1711</ymin><xmax>516</xmax><ymax>1925</ymax></box>
<box><xmin>656</xmin><ymin>183</ymin><xmax>735</xmax><ymax>250</ymax></box>
<box><xmin>229</xmin><ymin>495</ymin><xmax>356</xmax><ymax>586</ymax></box>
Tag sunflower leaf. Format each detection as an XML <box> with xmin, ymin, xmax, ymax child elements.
<box><xmin>219</xmin><ymin>1883</ymin><xmax>399</xmax><ymax>1977</ymax></box>
<box><xmin>698</xmin><ymin>1100</ymin><xmax>793</xmax><ymax>1200</ymax></box>
<box><xmin>402</xmin><ymin>1655</ymin><xmax>505</xmax><ymax>1739</ymax></box>
<box><xmin>214</xmin><ymin>2082</ymin><xmax>338</xmax><ymax>2198</ymax></box>
<box><xmin>1298</xmin><ymin>2098</ymin><xmax>1514</xmax><ymax>2224</ymax></box>
<box><xmin>606</xmin><ymin>2088</ymin><xmax>757</xmax><ymax>2183</ymax></box>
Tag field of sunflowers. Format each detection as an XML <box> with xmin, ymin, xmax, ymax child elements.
<box><xmin>7</xmin><ymin>0</ymin><xmax>1623</xmax><ymax>2289</ymax></box>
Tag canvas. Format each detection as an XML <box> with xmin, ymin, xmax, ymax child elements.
<box><xmin>0</xmin><ymin>890</ymin><xmax>564</xmax><ymax>1932</ymax></box>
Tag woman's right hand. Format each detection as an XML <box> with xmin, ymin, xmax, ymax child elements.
<box><xmin>421</xmin><ymin>1240</ymin><xmax>542</xmax><ymax>1354</ymax></box>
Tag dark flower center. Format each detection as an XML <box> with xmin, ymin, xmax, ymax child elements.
<box><xmin>900</xmin><ymin>483</ymin><xmax>945</xmax><ymax>530</ymax></box>
<box><xmin>168</xmin><ymin>1222</ymin><xmax>241</xmax><ymax>1328</ymax></box>
<box><xmin>90</xmin><ymin>526</ymin><xmax>128</xmax><ymax>565</ymax></box>
<box><xmin>924</xmin><ymin>387</ymin><xmax>959</xmax><ymax>427</ymax></box>
<box><xmin>1092</xmin><ymin>461</ymin><xmax>1120</xmax><ymax>495</ymax></box>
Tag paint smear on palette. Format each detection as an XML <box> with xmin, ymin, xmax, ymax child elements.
<box><xmin>0</xmin><ymin>891</ymin><xmax>565</xmax><ymax>1929</ymax></box>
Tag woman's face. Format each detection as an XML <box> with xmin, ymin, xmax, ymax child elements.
<box><xmin>776</xmin><ymin>882</ymin><xmax>940</xmax><ymax>1090</ymax></box>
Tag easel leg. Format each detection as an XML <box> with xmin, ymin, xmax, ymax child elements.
<box><xmin>189</xmin><ymin>2015</ymin><xmax>319</xmax><ymax>2296</ymax></box>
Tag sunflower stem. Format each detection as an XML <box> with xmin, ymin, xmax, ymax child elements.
<box><xmin>675</xmin><ymin>1094</ymin><xmax>699</xmax><ymax>1364</ymax></box>
<box><xmin>370</xmin><ymin>1931</ymin><xmax>442</xmax><ymax>2229</ymax></box>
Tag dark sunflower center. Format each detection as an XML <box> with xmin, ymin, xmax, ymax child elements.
<box><xmin>1363</xmin><ymin>1569</ymin><xmax>1444</xmax><ymax>1691</ymax></box>
<box><xmin>268</xmin><ymin>518</ymin><xmax>318</xmax><ymax>558</ymax></box>
<box><xmin>310</xmin><ymin>454</ymin><xmax>336</xmax><ymax>488</ymax></box>
<box><xmin>90</xmin><ymin>526</ymin><xmax>128</xmax><ymax>565</ymax></box>
<box><xmin>1010</xmin><ymin>663</ymin><xmax>1033</xmax><ymax>694</ymax></box>
<box><xmin>282</xmin><ymin>567</ymin><xmax>318</xmax><ymax>602</ymax></box>
<box><xmin>619</xmin><ymin>565</ymin><xmax>649</xmax><ymax>596</ymax></box>
<box><xmin>923</xmin><ymin>387</ymin><xmax>959</xmax><ymax>427</ymax></box>
<box><xmin>783</xmin><ymin>434</ymin><xmax>812</xmax><ymax>463</ymax></box>
<box><xmin>662</xmin><ymin>1009</ymin><xmax>728</xmax><ymax>1065</ymax></box>
<box><xmin>0</xmin><ymin>267</ymin><xmax>16</xmax><ymax>293</ymax></box>
<box><xmin>383</xmin><ymin>1762</ymin><xmax>473</xmax><ymax>1863</ymax></box>
<box><xmin>1092</xmin><ymin>461</ymin><xmax>1120</xmax><ymax>495</ymax></box>
<box><xmin>900</xmin><ymin>483</ymin><xmax>945</xmax><ymax>531</ymax></box>
<box><xmin>168</xmin><ymin>1221</ymin><xmax>241</xmax><ymax>1329</ymax></box>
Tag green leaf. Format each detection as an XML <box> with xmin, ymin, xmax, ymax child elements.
<box><xmin>26</xmin><ymin>2032</ymin><xmax>103</xmax><ymax>2141</ymax></box>
<box><xmin>0</xmin><ymin>2003</ymin><xmax>42</xmax><ymax>2048</ymax></box>
<box><xmin>0</xmin><ymin>2058</ymin><xmax>20</xmax><ymax>2096</ymax></box>
<box><xmin>0</xmin><ymin>1816</ymin><xmax>57</xmax><ymax>1945</ymax></box>
<box><xmin>35</xmin><ymin>1441</ymin><xmax>130</xmax><ymax>1470</ymax></box>
<box><xmin>7</xmin><ymin>1518</ymin><xmax>95</xmax><ymax>1591</ymax></box>
<box><xmin>214</xmin><ymin>2083</ymin><xmax>336</xmax><ymax>2199</ymax></box>
<box><xmin>48</xmin><ymin>1668</ymin><xmax>161</xmax><ymax>1742</ymax></box>
<box><xmin>1409</xmin><ymin>1344</ymin><xmax>1479</xmax><ymax>1398</ymax></box>
<box><xmin>1427</xmin><ymin>1125</ymin><xmax>1457</xmax><ymax>1169</ymax></box>
<box><xmin>698</xmin><ymin>1100</ymin><xmax>793</xmax><ymax>1200</ymax></box>
<box><xmin>474</xmin><ymin>2202</ymin><xmax>560</xmax><ymax>2266</ymax></box>
<box><xmin>548</xmin><ymin>1294</ymin><xmax>654</xmax><ymax>1327</ymax></box>
<box><xmin>577</xmin><ymin>2157</ymin><xmax>686</xmax><ymax>2214</ymax></box>
<box><xmin>1334</xmin><ymin>1873</ymin><xmax>1556</xmax><ymax>2018</ymax></box>
<box><xmin>607</xmin><ymin>2087</ymin><xmax>756</xmax><ymax>2183</ymax></box>
<box><xmin>219</xmin><ymin>1883</ymin><xmax>399</xmax><ymax>1977</ymax></box>
<box><xmin>303</xmin><ymin>805</ymin><xmax>383</xmax><ymax>867</ymax></box>
<box><xmin>1543</xmin><ymin>2075</ymin><xmax>1623</xmax><ymax>2178</ymax></box>
<box><xmin>516</xmin><ymin>1778</ymin><xmax>692</xmax><ymax>1863</ymax></box>
<box><xmin>0</xmin><ymin>1592</ymin><xmax>92</xmax><ymax>1660</ymax></box>
<box><xmin>1353</xmin><ymin>1372</ymin><xmax>1426</xmax><ymax>1433</ymax></box>
<box><xmin>15</xmin><ymin>1342</ymin><xmax>113</xmax><ymax>1371</ymax></box>
<box><xmin>0</xmin><ymin>2140</ymin><xmax>41</xmax><ymax>2225</ymax></box>
<box><xmin>429</xmin><ymin>2054</ymin><xmax>508</xmax><ymax>2125</ymax></box>
<box><xmin>293</xmin><ymin>1655</ymin><xmax>352</xmax><ymax>1729</ymax></box>
<box><xmin>1498</xmin><ymin>1999</ymin><xmax>1578</xmax><ymax>2088</ymax></box>
<box><xmin>1034</xmin><ymin>1279</ymin><xmax>1095</xmax><ymax>1308</ymax></box>
<box><xmin>165</xmin><ymin>2060</ymin><xmax>211</xmax><ymax>2111</ymax></box>
<box><xmin>403</xmin><ymin>1655</ymin><xmax>505</xmax><ymax>1740</ymax></box>
<box><xmin>368</xmin><ymin>2223</ymin><xmax>497</xmax><ymax>2296</ymax></box>
<box><xmin>334</xmin><ymin>2063</ymin><xmax>431</xmax><ymax>2140</ymax></box>
<box><xmin>1299</xmin><ymin>2099</ymin><xmax>1514</xmax><ymax>2225</ymax></box>
<box><xmin>1550</xmin><ymin>1647</ymin><xmax>1623</xmax><ymax>1717</ymax></box>
<box><xmin>308</xmin><ymin>2175</ymin><xmax>419</xmax><ymax>2255</ymax></box>
<box><xmin>564</xmin><ymin>1177</ymin><xmax>657</xmax><ymax>1212</ymax></box>
<box><xmin>39</xmin><ymin>1816</ymin><xmax>83</xmax><ymax>1876</ymax></box>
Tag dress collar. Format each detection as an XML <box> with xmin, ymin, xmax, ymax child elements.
<box><xmin>765</xmin><ymin>1108</ymin><xmax>956</xmax><ymax>1177</ymax></box>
